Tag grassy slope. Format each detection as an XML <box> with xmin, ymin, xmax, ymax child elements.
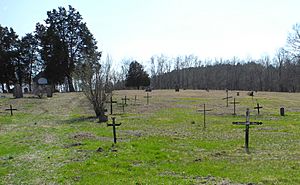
<box><xmin>0</xmin><ymin>90</ymin><xmax>299</xmax><ymax>184</ymax></box>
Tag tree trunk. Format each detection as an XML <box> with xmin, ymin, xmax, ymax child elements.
<box><xmin>5</xmin><ymin>81</ymin><xmax>11</xmax><ymax>93</ymax></box>
<box><xmin>19</xmin><ymin>79</ymin><xmax>22</xmax><ymax>87</ymax></box>
<box><xmin>29</xmin><ymin>62</ymin><xmax>32</xmax><ymax>92</ymax></box>
<box><xmin>1</xmin><ymin>83</ymin><xmax>5</xmax><ymax>93</ymax></box>
<box><xmin>67</xmin><ymin>76</ymin><xmax>75</xmax><ymax>92</ymax></box>
<box><xmin>29</xmin><ymin>81</ymin><xmax>32</xmax><ymax>92</ymax></box>
<box><xmin>94</xmin><ymin>104</ymin><xmax>107</xmax><ymax>122</ymax></box>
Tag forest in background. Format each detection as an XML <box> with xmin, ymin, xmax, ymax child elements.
<box><xmin>140</xmin><ymin>51</ymin><xmax>300</xmax><ymax>92</ymax></box>
<box><xmin>1</xmin><ymin>5</ymin><xmax>300</xmax><ymax>93</ymax></box>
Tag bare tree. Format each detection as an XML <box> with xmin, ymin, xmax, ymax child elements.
<box><xmin>104</xmin><ymin>55</ymin><xmax>112</xmax><ymax>92</ymax></box>
<box><xmin>287</xmin><ymin>24</ymin><xmax>300</xmax><ymax>58</ymax></box>
<box><xmin>119</xmin><ymin>58</ymin><xmax>131</xmax><ymax>89</ymax></box>
<box><xmin>285</xmin><ymin>23</ymin><xmax>300</xmax><ymax>91</ymax></box>
<box><xmin>156</xmin><ymin>54</ymin><xmax>168</xmax><ymax>89</ymax></box>
<box><xmin>75</xmin><ymin>55</ymin><xmax>108</xmax><ymax>122</ymax></box>
<box><xmin>175</xmin><ymin>56</ymin><xmax>182</xmax><ymax>88</ymax></box>
<box><xmin>274</xmin><ymin>48</ymin><xmax>287</xmax><ymax>91</ymax></box>
<box><xmin>149</xmin><ymin>56</ymin><xmax>157</xmax><ymax>88</ymax></box>
<box><xmin>110</xmin><ymin>70</ymin><xmax>119</xmax><ymax>88</ymax></box>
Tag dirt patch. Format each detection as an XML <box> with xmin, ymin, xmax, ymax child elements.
<box><xmin>72</xmin><ymin>132</ymin><xmax>96</xmax><ymax>139</ymax></box>
<box><xmin>65</xmin><ymin>142</ymin><xmax>83</xmax><ymax>148</ymax></box>
<box><xmin>120</xmin><ymin>130</ymin><xmax>142</xmax><ymax>137</ymax></box>
<box><xmin>211</xmin><ymin>151</ymin><xmax>227</xmax><ymax>157</ymax></box>
<box><xmin>72</xmin><ymin>133</ymin><xmax>118</xmax><ymax>142</ymax></box>
<box><xmin>256</xmin><ymin>127</ymin><xmax>279</xmax><ymax>131</ymax></box>
<box><xmin>159</xmin><ymin>171</ymin><xmax>244</xmax><ymax>184</ymax></box>
<box><xmin>44</xmin><ymin>133</ymin><xmax>57</xmax><ymax>144</ymax></box>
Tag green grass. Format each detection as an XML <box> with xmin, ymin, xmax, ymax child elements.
<box><xmin>0</xmin><ymin>90</ymin><xmax>299</xmax><ymax>184</ymax></box>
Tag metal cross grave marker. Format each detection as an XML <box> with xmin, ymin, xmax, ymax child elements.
<box><xmin>121</xmin><ymin>96</ymin><xmax>130</xmax><ymax>105</ymax></box>
<box><xmin>230</xmin><ymin>98</ymin><xmax>240</xmax><ymax>116</ymax></box>
<box><xmin>107</xmin><ymin>117</ymin><xmax>122</xmax><ymax>144</ymax></box>
<box><xmin>232</xmin><ymin>108</ymin><xmax>262</xmax><ymax>153</ymax></box>
<box><xmin>144</xmin><ymin>93</ymin><xmax>152</xmax><ymax>105</ymax></box>
<box><xmin>222</xmin><ymin>90</ymin><xmax>233</xmax><ymax>107</ymax></box>
<box><xmin>5</xmin><ymin>105</ymin><xmax>17</xmax><ymax>116</ymax></box>
<box><xmin>106</xmin><ymin>96</ymin><xmax>117</xmax><ymax>115</ymax></box>
<box><xmin>197</xmin><ymin>103</ymin><xmax>213</xmax><ymax>129</ymax></box>
<box><xmin>254</xmin><ymin>103</ymin><xmax>263</xmax><ymax>115</ymax></box>
<box><xmin>134</xmin><ymin>95</ymin><xmax>138</xmax><ymax>105</ymax></box>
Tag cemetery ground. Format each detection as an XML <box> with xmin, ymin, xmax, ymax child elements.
<box><xmin>0</xmin><ymin>90</ymin><xmax>299</xmax><ymax>185</ymax></box>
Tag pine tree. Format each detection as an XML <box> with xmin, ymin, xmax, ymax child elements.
<box><xmin>18</xmin><ymin>33</ymin><xmax>39</xmax><ymax>92</ymax></box>
<box><xmin>36</xmin><ymin>5</ymin><xmax>97</xmax><ymax>91</ymax></box>
<box><xmin>0</xmin><ymin>25</ymin><xmax>19</xmax><ymax>92</ymax></box>
<box><xmin>125</xmin><ymin>61</ymin><xmax>150</xmax><ymax>89</ymax></box>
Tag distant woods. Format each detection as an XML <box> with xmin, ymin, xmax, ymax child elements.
<box><xmin>148</xmin><ymin>52</ymin><xmax>299</xmax><ymax>92</ymax></box>
<box><xmin>0</xmin><ymin>5</ymin><xmax>300</xmax><ymax>93</ymax></box>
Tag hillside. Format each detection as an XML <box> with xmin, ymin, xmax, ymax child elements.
<box><xmin>0</xmin><ymin>90</ymin><xmax>299</xmax><ymax>184</ymax></box>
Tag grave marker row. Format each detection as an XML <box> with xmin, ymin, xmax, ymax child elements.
<box><xmin>100</xmin><ymin>91</ymin><xmax>284</xmax><ymax>153</ymax></box>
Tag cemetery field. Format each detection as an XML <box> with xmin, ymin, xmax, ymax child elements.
<box><xmin>0</xmin><ymin>90</ymin><xmax>300</xmax><ymax>185</ymax></box>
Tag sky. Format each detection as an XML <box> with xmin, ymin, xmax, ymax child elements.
<box><xmin>1</xmin><ymin>0</ymin><xmax>300</xmax><ymax>66</ymax></box>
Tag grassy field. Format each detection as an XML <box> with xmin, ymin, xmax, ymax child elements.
<box><xmin>0</xmin><ymin>90</ymin><xmax>299</xmax><ymax>184</ymax></box>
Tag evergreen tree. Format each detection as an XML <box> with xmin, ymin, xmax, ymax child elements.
<box><xmin>36</xmin><ymin>25</ymin><xmax>68</xmax><ymax>85</ymax></box>
<box><xmin>18</xmin><ymin>33</ymin><xmax>39</xmax><ymax>92</ymax></box>
<box><xmin>0</xmin><ymin>25</ymin><xmax>19</xmax><ymax>92</ymax></box>
<box><xmin>36</xmin><ymin>5</ymin><xmax>97</xmax><ymax>91</ymax></box>
<box><xmin>125</xmin><ymin>61</ymin><xmax>150</xmax><ymax>89</ymax></box>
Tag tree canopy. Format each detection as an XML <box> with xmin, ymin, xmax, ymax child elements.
<box><xmin>125</xmin><ymin>61</ymin><xmax>150</xmax><ymax>89</ymax></box>
<box><xmin>35</xmin><ymin>5</ymin><xmax>99</xmax><ymax>91</ymax></box>
<box><xmin>18</xmin><ymin>33</ymin><xmax>39</xmax><ymax>91</ymax></box>
<box><xmin>0</xmin><ymin>25</ymin><xmax>19</xmax><ymax>92</ymax></box>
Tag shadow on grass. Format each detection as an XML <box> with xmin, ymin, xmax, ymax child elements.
<box><xmin>62</xmin><ymin>116</ymin><xmax>97</xmax><ymax>124</ymax></box>
<box><xmin>20</xmin><ymin>96</ymin><xmax>48</xmax><ymax>99</ymax></box>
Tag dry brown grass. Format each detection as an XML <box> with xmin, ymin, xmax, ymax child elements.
<box><xmin>112</xmin><ymin>89</ymin><xmax>300</xmax><ymax>117</ymax></box>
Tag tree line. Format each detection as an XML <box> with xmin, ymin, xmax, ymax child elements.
<box><xmin>108</xmin><ymin>25</ymin><xmax>300</xmax><ymax>92</ymax></box>
<box><xmin>148</xmin><ymin>50</ymin><xmax>300</xmax><ymax>92</ymax></box>
<box><xmin>1</xmin><ymin>5</ymin><xmax>300</xmax><ymax>93</ymax></box>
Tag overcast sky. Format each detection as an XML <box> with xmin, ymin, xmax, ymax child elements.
<box><xmin>1</xmin><ymin>0</ymin><xmax>300</xmax><ymax>65</ymax></box>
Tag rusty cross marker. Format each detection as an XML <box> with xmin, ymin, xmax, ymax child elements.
<box><xmin>230</xmin><ymin>98</ymin><xmax>240</xmax><ymax>116</ymax></box>
<box><xmin>121</xmin><ymin>96</ymin><xmax>130</xmax><ymax>105</ymax></box>
<box><xmin>222</xmin><ymin>90</ymin><xmax>233</xmax><ymax>107</ymax></box>
<box><xmin>121</xmin><ymin>100</ymin><xmax>126</xmax><ymax>113</ymax></box>
<box><xmin>144</xmin><ymin>93</ymin><xmax>152</xmax><ymax>105</ymax></box>
<box><xmin>133</xmin><ymin>95</ymin><xmax>141</xmax><ymax>105</ymax></box>
<box><xmin>106</xmin><ymin>96</ymin><xmax>117</xmax><ymax>115</ymax></box>
<box><xmin>254</xmin><ymin>103</ymin><xmax>263</xmax><ymax>115</ymax></box>
<box><xmin>107</xmin><ymin>117</ymin><xmax>122</xmax><ymax>144</ymax></box>
<box><xmin>120</xmin><ymin>96</ymin><xmax>130</xmax><ymax>113</ymax></box>
<box><xmin>232</xmin><ymin>108</ymin><xmax>262</xmax><ymax>153</ymax></box>
<box><xmin>134</xmin><ymin>95</ymin><xmax>137</xmax><ymax>105</ymax></box>
<box><xmin>197</xmin><ymin>103</ymin><xmax>213</xmax><ymax>129</ymax></box>
<box><xmin>5</xmin><ymin>105</ymin><xmax>17</xmax><ymax>116</ymax></box>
